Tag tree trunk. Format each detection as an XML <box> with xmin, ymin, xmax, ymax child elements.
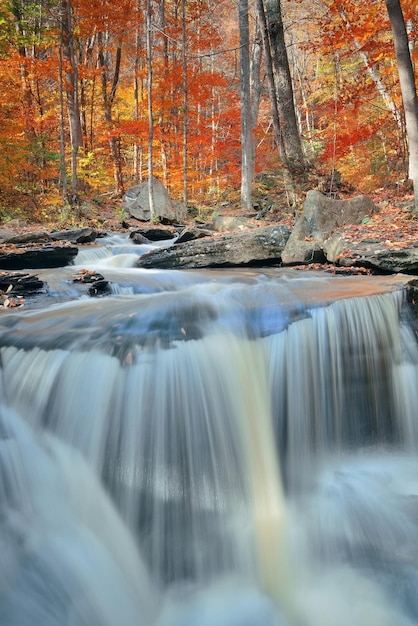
<box><xmin>61</xmin><ymin>0</ymin><xmax>82</xmax><ymax>201</ymax></box>
<box><xmin>58</xmin><ymin>32</ymin><xmax>68</xmax><ymax>208</ymax></box>
<box><xmin>255</xmin><ymin>0</ymin><xmax>286</xmax><ymax>158</ymax></box>
<box><xmin>263</xmin><ymin>0</ymin><xmax>304</xmax><ymax>169</ymax></box>
<box><xmin>385</xmin><ymin>0</ymin><xmax>418</xmax><ymax>217</ymax></box>
<box><xmin>238</xmin><ymin>0</ymin><xmax>253</xmax><ymax>211</ymax></box>
<box><xmin>98</xmin><ymin>34</ymin><xmax>124</xmax><ymax>195</ymax></box>
<box><xmin>10</xmin><ymin>0</ymin><xmax>36</xmax><ymax>138</ymax></box>
<box><xmin>146</xmin><ymin>0</ymin><xmax>155</xmax><ymax>220</ymax></box>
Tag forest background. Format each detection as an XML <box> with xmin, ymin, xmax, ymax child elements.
<box><xmin>0</xmin><ymin>0</ymin><xmax>416</xmax><ymax>227</ymax></box>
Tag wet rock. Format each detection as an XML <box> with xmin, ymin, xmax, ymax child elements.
<box><xmin>137</xmin><ymin>224</ymin><xmax>291</xmax><ymax>269</ymax></box>
<box><xmin>0</xmin><ymin>272</ymin><xmax>44</xmax><ymax>293</ymax></box>
<box><xmin>130</xmin><ymin>232</ymin><xmax>151</xmax><ymax>245</ymax></box>
<box><xmin>0</xmin><ymin>243</ymin><xmax>79</xmax><ymax>270</ymax></box>
<box><xmin>129</xmin><ymin>227</ymin><xmax>176</xmax><ymax>242</ymax></box>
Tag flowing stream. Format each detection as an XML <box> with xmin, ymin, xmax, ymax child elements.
<box><xmin>1</xmin><ymin>235</ymin><xmax>418</xmax><ymax>625</ymax></box>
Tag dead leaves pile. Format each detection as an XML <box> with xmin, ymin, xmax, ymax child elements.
<box><xmin>72</xmin><ymin>268</ymin><xmax>106</xmax><ymax>283</ymax></box>
<box><xmin>0</xmin><ymin>283</ymin><xmax>24</xmax><ymax>308</ymax></box>
<box><xmin>338</xmin><ymin>191</ymin><xmax>417</xmax><ymax>250</ymax></box>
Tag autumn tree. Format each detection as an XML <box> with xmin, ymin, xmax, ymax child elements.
<box><xmin>385</xmin><ymin>0</ymin><xmax>418</xmax><ymax>217</ymax></box>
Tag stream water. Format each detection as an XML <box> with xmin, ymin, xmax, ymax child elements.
<box><xmin>0</xmin><ymin>235</ymin><xmax>418</xmax><ymax>625</ymax></box>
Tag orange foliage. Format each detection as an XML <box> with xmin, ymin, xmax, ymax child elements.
<box><xmin>0</xmin><ymin>0</ymin><xmax>416</xmax><ymax>218</ymax></box>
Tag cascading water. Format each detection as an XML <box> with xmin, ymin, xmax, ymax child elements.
<box><xmin>0</xmin><ymin>235</ymin><xmax>418</xmax><ymax>625</ymax></box>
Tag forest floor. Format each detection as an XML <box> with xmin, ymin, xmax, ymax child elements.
<box><xmin>1</xmin><ymin>181</ymin><xmax>417</xmax><ymax>250</ymax></box>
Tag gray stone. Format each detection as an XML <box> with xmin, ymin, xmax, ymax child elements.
<box><xmin>211</xmin><ymin>215</ymin><xmax>252</xmax><ymax>232</ymax></box>
<box><xmin>2</xmin><ymin>230</ymin><xmax>51</xmax><ymax>244</ymax></box>
<box><xmin>122</xmin><ymin>177</ymin><xmax>187</xmax><ymax>223</ymax></box>
<box><xmin>137</xmin><ymin>225</ymin><xmax>291</xmax><ymax>269</ymax></box>
<box><xmin>281</xmin><ymin>190</ymin><xmax>376</xmax><ymax>265</ymax></box>
<box><xmin>50</xmin><ymin>228</ymin><xmax>98</xmax><ymax>244</ymax></box>
<box><xmin>176</xmin><ymin>226</ymin><xmax>213</xmax><ymax>244</ymax></box>
<box><xmin>325</xmin><ymin>231</ymin><xmax>418</xmax><ymax>273</ymax></box>
<box><xmin>0</xmin><ymin>228</ymin><xmax>16</xmax><ymax>242</ymax></box>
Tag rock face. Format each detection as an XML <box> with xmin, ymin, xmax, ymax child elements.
<box><xmin>122</xmin><ymin>177</ymin><xmax>187</xmax><ymax>223</ymax></box>
<box><xmin>281</xmin><ymin>190</ymin><xmax>376</xmax><ymax>264</ymax></box>
<box><xmin>137</xmin><ymin>225</ymin><xmax>291</xmax><ymax>269</ymax></box>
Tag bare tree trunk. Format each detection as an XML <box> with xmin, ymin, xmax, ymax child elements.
<box><xmin>10</xmin><ymin>0</ymin><xmax>36</xmax><ymax>138</ymax></box>
<box><xmin>146</xmin><ymin>0</ymin><xmax>155</xmax><ymax>220</ymax></box>
<box><xmin>255</xmin><ymin>0</ymin><xmax>286</xmax><ymax>158</ymax></box>
<box><xmin>263</xmin><ymin>0</ymin><xmax>304</xmax><ymax>169</ymax></box>
<box><xmin>238</xmin><ymin>0</ymin><xmax>253</xmax><ymax>211</ymax></box>
<box><xmin>385</xmin><ymin>0</ymin><xmax>418</xmax><ymax>217</ymax></box>
<box><xmin>98</xmin><ymin>34</ymin><xmax>124</xmax><ymax>195</ymax></box>
<box><xmin>58</xmin><ymin>30</ymin><xmax>67</xmax><ymax>209</ymax></box>
<box><xmin>250</xmin><ymin>22</ymin><xmax>263</xmax><ymax>133</ymax></box>
<box><xmin>61</xmin><ymin>0</ymin><xmax>82</xmax><ymax>201</ymax></box>
<box><xmin>134</xmin><ymin>3</ymin><xmax>142</xmax><ymax>184</ymax></box>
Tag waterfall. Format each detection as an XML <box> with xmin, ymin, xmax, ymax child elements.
<box><xmin>0</xmin><ymin>267</ymin><xmax>418</xmax><ymax>625</ymax></box>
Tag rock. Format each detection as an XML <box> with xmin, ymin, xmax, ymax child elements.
<box><xmin>4</xmin><ymin>219</ymin><xmax>26</xmax><ymax>229</ymax></box>
<box><xmin>137</xmin><ymin>224</ymin><xmax>291</xmax><ymax>269</ymax></box>
<box><xmin>211</xmin><ymin>216</ymin><xmax>253</xmax><ymax>232</ymax></box>
<box><xmin>176</xmin><ymin>226</ymin><xmax>213</xmax><ymax>244</ymax></box>
<box><xmin>72</xmin><ymin>269</ymin><xmax>111</xmax><ymax>297</ymax></box>
<box><xmin>88</xmin><ymin>280</ymin><xmax>111</xmax><ymax>297</ymax></box>
<box><xmin>129</xmin><ymin>227</ymin><xmax>176</xmax><ymax>242</ymax></box>
<box><xmin>2</xmin><ymin>230</ymin><xmax>51</xmax><ymax>244</ymax></box>
<box><xmin>50</xmin><ymin>227</ymin><xmax>98</xmax><ymax>244</ymax></box>
<box><xmin>0</xmin><ymin>228</ymin><xmax>16</xmax><ymax>242</ymax></box>
<box><xmin>281</xmin><ymin>190</ymin><xmax>376</xmax><ymax>265</ymax></box>
<box><xmin>325</xmin><ymin>232</ymin><xmax>418</xmax><ymax>273</ymax></box>
<box><xmin>122</xmin><ymin>177</ymin><xmax>187</xmax><ymax>223</ymax></box>
<box><xmin>0</xmin><ymin>272</ymin><xmax>44</xmax><ymax>293</ymax></box>
<box><xmin>130</xmin><ymin>232</ymin><xmax>151</xmax><ymax>245</ymax></box>
<box><xmin>0</xmin><ymin>243</ymin><xmax>78</xmax><ymax>270</ymax></box>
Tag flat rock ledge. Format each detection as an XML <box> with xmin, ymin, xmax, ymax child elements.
<box><xmin>0</xmin><ymin>242</ymin><xmax>79</xmax><ymax>270</ymax></box>
<box><xmin>137</xmin><ymin>225</ymin><xmax>292</xmax><ymax>269</ymax></box>
<box><xmin>324</xmin><ymin>233</ymin><xmax>418</xmax><ymax>274</ymax></box>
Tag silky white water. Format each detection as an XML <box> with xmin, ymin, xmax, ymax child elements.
<box><xmin>0</xmin><ymin>239</ymin><xmax>417</xmax><ymax>625</ymax></box>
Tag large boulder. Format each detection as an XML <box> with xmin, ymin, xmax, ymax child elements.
<box><xmin>281</xmin><ymin>190</ymin><xmax>376</xmax><ymax>265</ymax></box>
<box><xmin>137</xmin><ymin>225</ymin><xmax>291</xmax><ymax>269</ymax></box>
<box><xmin>122</xmin><ymin>177</ymin><xmax>187</xmax><ymax>223</ymax></box>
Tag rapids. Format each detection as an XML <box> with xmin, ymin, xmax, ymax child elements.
<box><xmin>0</xmin><ymin>234</ymin><xmax>418</xmax><ymax>625</ymax></box>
